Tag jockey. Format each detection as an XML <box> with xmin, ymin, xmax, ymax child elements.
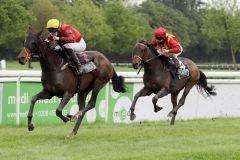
<box><xmin>45</xmin><ymin>19</ymin><xmax>86</xmax><ymax>75</ymax></box>
<box><xmin>152</xmin><ymin>27</ymin><xmax>182</xmax><ymax>68</ymax></box>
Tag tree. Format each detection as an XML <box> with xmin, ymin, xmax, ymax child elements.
<box><xmin>31</xmin><ymin>0</ymin><xmax>63</xmax><ymax>33</ymax></box>
<box><xmin>160</xmin><ymin>0</ymin><xmax>205</xmax><ymax>17</ymax></box>
<box><xmin>0</xmin><ymin>0</ymin><xmax>34</xmax><ymax>53</ymax></box>
<box><xmin>138</xmin><ymin>0</ymin><xmax>198</xmax><ymax>49</ymax></box>
<box><xmin>201</xmin><ymin>0</ymin><xmax>240</xmax><ymax>69</ymax></box>
<box><xmin>91</xmin><ymin>0</ymin><xmax>107</xmax><ymax>6</ymax></box>
<box><xmin>63</xmin><ymin>0</ymin><xmax>114</xmax><ymax>52</ymax></box>
<box><xmin>104</xmin><ymin>0</ymin><xmax>152</xmax><ymax>56</ymax></box>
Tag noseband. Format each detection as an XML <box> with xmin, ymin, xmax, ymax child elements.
<box><xmin>133</xmin><ymin>43</ymin><xmax>161</xmax><ymax>65</ymax></box>
<box><xmin>24</xmin><ymin>47</ymin><xmax>31</xmax><ymax>62</ymax></box>
<box><xmin>133</xmin><ymin>55</ymin><xmax>143</xmax><ymax>62</ymax></box>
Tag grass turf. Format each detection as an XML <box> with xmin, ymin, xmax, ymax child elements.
<box><xmin>0</xmin><ymin>118</ymin><xmax>239</xmax><ymax>160</ymax></box>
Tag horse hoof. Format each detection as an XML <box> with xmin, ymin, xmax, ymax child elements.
<box><xmin>66</xmin><ymin>114</ymin><xmax>73</xmax><ymax>119</ymax></box>
<box><xmin>62</xmin><ymin>116</ymin><xmax>71</xmax><ymax>123</ymax></box>
<box><xmin>154</xmin><ymin>106</ymin><xmax>163</xmax><ymax>112</ymax></box>
<box><xmin>66</xmin><ymin>114</ymin><xmax>76</xmax><ymax>122</ymax></box>
<box><xmin>70</xmin><ymin>115</ymin><xmax>78</xmax><ymax>122</ymax></box>
<box><xmin>130</xmin><ymin>114</ymin><xmax>136</xmax><ymax>121</ymax></box>
<box><xmin>28</xmin><ymin>123</ymin><xmax>35</xmax><ymax>131</ymax></box>
<box><xmin>67</xmin><ymin>132</ymin><xmax>76</xmax><ymax>139</ymax></box>
<box><xmin>168</xmin><ymin>112</ymin><xmax>174</xmax><ymax>117</ymax></box>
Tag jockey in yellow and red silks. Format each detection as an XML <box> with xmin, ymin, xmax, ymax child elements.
<box><xmin>152</xmin><ymin>27</ymin><xmax>183</xmax><ymax>68</ymax></box>
<box><xmin>45</xmin><ymin>19</ymin><xmax>86</xmax><ymax>75</ymax></box>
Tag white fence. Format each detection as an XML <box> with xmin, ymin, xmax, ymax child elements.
<box><xmin>1</xmin><ymin>70</ymin><xmax>240</xmax><ymax>125</ymax></box>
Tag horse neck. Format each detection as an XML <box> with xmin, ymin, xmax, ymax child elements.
<box><xmin>38</xmin><ymin>40</ymin><xmax>62</xmax><ymax>72</ymax></box>
<box><xmin>144</xmin><ymin>49</ymin><xmax>164</xmax><ymax>74</ymax></box>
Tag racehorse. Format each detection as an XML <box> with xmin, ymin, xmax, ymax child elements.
<box><xmin>17</xmin><ymin>28</ymin><xmax>126</xmax><ymax>138</ymax></box>
<box><xmin>130</xmin><ymin>41</ymin><xmax>216</xmax><ymax>125</ymax></box>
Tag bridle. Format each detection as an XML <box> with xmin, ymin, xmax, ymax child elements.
<box><xmin>23</xmin><ymin>36</ymin><xmax>44</xmax><ymax>62</ymax></box>
<box><xmin>133</xmin><ymin>43</ymin><xmax>162</xmax><ymax>74</ymax></box>
<box><xmin>23</xmin><ymin>47</ymin><xmax>31</xmax><ymax>62</ymax></box>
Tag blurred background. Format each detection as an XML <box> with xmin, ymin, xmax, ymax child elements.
<box><xmin>1</xmin><ymin>0</ymin><xmax>240</xmax><ymax>70</ymax></box>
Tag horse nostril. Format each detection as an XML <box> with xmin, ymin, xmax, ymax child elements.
<box><xmin>133</xmin><ymin>63</ymin><xmax>139</xmax><ymax>69</ymax></box>
<box><xmin>18</xmin><ymin>57</ymin><xmax>26</xmax><ymax>65</ymax></box>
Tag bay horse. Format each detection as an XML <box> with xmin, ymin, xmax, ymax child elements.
<box><xmin>17</xmin><ymin>28</ymin><xmax>126</xmax><ymax>138</ymax></box>
<box><xmin>130</xmin><ymin>41</ymin><xmax>216</xmax><ymax>125</ymax></box>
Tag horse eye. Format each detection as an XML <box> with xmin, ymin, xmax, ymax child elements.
<box><xmin>30</xmin><ymin>42</ymin><xmax>37</xmax><ymax>49</ymax></box>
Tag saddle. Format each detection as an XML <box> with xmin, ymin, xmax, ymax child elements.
<box><xmin>54</xmin><ymin>48</ymin><xmax>96</xmax><ymax>74</ymax></box>
<box><xmin>167</xmin><ymin>58</ymin><xmax>190</xmax><ymax>92</ymax></box>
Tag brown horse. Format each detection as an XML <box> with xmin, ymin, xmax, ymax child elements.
<box><xmin>18</xmin><ymin>28</ymin><xmax>126</xmax><ymax>138</ymax></box>
<box><xmin>130</xmin><ymin>41</ymin><xmax>216</xmax><ymax>125</ymax></box>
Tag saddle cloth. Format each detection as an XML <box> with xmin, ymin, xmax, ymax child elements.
<box><xmin>76</xmin><ymin>52</ymin><xmax>96</xmax><ymax>73</ymax></box>
<box><xmin>60</xmin><ymin>52</ymin><xmax>96</xmax><ymax>73</ymax></box>
<box><xmin>177</xmin><ymin>61</ymin><xmax>190</xmax><ymax>79</ymax></box>
<box><xmin>77</xmin><ymin>52</ymin><xmax>93</xmax><ymax>65</ymax></box>
<box><xmin>168</xmin><ymin>58</ymin><xmax>190</xmax><ymax>92</ymax></box>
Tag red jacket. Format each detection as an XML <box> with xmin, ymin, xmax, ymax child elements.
<box><xmin>47</xmin><ymin>24</ymin><xmax>82</xmax><ymax>43</ymax></box>
<box><xmin>152</xmin><ymin>33</ymin><xmax>181</xmax><ymax>53</ymax></box>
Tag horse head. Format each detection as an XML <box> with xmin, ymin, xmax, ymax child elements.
<box><xmin>18</xmin><ymin>27</ymin><xmax>43</xmax><ymax>65</ymax></box>
<box><xmin>132</xmin><ymin>41</ymin><xmax>150</xmax><ymax>69</ymax></box>
<box><xmin>132</xmin><ymin>40</ymin><xmax>171</xmax><ymax>70</ymax></box>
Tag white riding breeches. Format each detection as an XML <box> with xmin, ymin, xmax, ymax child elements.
<box><xmin>55</xmin><ymin>38</ymin><xmax>86</xmax><ymax>54</ymax></box>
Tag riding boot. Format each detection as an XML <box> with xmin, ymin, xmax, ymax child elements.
<box><xmin>66</xmin><ymin>48</ymin><xmax>83</xmax><ymax>75</ymax></box>
<box><xmin>172</xmin><ymin>56</ymin><xmax>180</xmax><ymax>69</ymax></box>
<box><xmin>175</xmin><ymin>59</ymin><xmax>180</xmax><ymax>69</ymax></box>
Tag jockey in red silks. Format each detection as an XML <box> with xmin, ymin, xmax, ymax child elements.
<box><xmin>45</xmin><ymin>19</ymin><xmax>86</xmax><ymax>75</ymax></box>
<box><xmin>152</xmin><ymin>27</ymin><xmax>183</xmax><ymax>68</ymax></box>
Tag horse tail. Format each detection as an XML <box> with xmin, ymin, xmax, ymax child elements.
<box><xmin>196</xmin><ymin>70</ymin><xmax>217</xmax><ymax>97</ymax></box>
<box><xmin>112</xmin><ymin>69</ymin><xmax>126</xmax><ymax>93</ymax></box>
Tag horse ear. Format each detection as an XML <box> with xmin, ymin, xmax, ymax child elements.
<box><xmin>36</xmin><ymin>28</ymin><xmax>43</xmax><ymax>37</ymax></box>
<box><xmin>28</xmin><ymin>27</ymin><xmax>33</xmax><ymax>34</ymax></box>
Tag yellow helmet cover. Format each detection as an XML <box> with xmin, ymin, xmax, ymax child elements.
<box><xmin>46</xmin><ymin>19</ymin><xmax>60</xmax><ymax>28</ymax></box>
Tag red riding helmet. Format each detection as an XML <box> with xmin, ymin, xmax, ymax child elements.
<box><xmin>154</xmin><ymin>27</ymin><xmax>167</xmax><ymax>39</ymax></box>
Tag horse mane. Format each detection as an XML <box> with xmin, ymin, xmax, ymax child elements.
<box><xmin>137</xmin><ymin>40</ymin><xmax>170</xmax><ymax>63</ymax></box>
<box><xmin>40</xmin><ymin>39</ymin><xmax>64</xmax><ymax>58</ymax></box>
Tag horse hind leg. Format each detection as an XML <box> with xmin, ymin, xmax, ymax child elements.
<box><xmin>168</xmin><ymin>82</ymin><xmax>195</xmax><ymax>118</ymax></box>
<box><xmin>68</xmin><ymin>83</ymin><xmax>105</xmax><ymax>138</ymax></box>
<box><xmin>68</xmin><ymin>89</ymin><xmax>90</xmax><ymax>139</ymax></box>
<box><xmin>169</xmin><ymin>91</ymin><xmax>180</xmax><ymax>125</ymax></box>
<box><xmin>28</xmin><ymin>90</ymin><xmax>53</xmax><ymax>131</ymax></box>
<box><xmin>152</xmin><ymin>88</ymin><xmax>168</xmax><ymax>113</ymax></box>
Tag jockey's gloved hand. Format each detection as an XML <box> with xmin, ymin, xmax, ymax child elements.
<box><xmin>162</xmin><ymin>49</ymin><xmax>170</xmax><ymax>54</ymax></box>
<box><xmin>53</xmin><ymin>36</ymin><xmax>60</xmax><ymax>41</ymax></box>
<box><xmin>44</xmin><ymin>38</ymin><xmax>50</xmax><ymax>43</ymax></box>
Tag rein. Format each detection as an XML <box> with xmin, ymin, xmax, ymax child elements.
<box><xmin>137</xmin><ymin>53</ymin><xmax>163</xmax><ymax>75</ymax></box>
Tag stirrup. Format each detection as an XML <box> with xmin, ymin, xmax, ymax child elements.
<box><xmin>76</xmin><ymin>66</ymin><xmax>84</xmax><ymax>75</ymax></box>
<box><xmin>175</xmin><ymin>62</ymin><xmax>180</xmax><ymax>69</ymax></box>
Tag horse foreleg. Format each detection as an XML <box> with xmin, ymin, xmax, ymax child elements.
<box><xmin>168</xmin><ymin>83</ymin><xmax>194</xmax><ymax>118</ymax></box>
<box><xmin>56</xmin><ymin>91</ymin><xmax>74</xmax><ymax>123</ymax></box>
<box><xmin>152</xmin><ymin>88</ymin><xmax>168</xmax><ymax>113</ymax></box>
<box><xmin>170</xmin><ymin>91</ymin><xmax>180</xmax><ymax>125</ymax></box>
<box><xmin>130</xmin><ymin>87</ymin><xmax>151</xmax><ymax>120</ymax></box>
<box><xmin>28</xmin><ymin>90</ymin><xmax>53</xmax><ymax>131</ymax></box>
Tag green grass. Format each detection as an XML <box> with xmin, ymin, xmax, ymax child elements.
<box><xmin>0</xmin><ymin>118</ymin><xmax>240</xmax><ymax>160</ymax></box>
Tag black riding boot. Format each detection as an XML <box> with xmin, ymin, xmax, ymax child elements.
<box><xmin>66</xmin><ymin>48</ymin><xmax>83</xmax><ymax>75</ymax></box>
